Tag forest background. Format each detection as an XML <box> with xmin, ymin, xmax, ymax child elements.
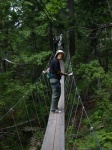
<box><xmin>0</xmin><ymin>0</ymin><xmax>112</xmax><ymax>149</ymax></box>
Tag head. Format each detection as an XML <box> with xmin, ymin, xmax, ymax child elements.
<box><xmin>55</xmin><ymin>50</ymin><xmax>65</xmax><ymax>60</ymax></box>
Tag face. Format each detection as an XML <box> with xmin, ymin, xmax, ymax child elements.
<box><xmin>56</xmin><ymin>53</ymin><xmax>63</xmax><ymax>60</ymax></box>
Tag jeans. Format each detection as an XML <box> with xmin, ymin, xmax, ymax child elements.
<box><xmin>50</xmin><ymin>78</ymin><xmax>61</xmax><ymax>111</ymax></box>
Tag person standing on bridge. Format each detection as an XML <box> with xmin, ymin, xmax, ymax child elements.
<box><xmin>48</xmin><ymin>50</ymin><xmax>68</xmax><ymax>113</ymax></box>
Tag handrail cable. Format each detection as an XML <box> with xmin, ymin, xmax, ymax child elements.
<box><xmin>0</xmin><ymin>54</ymin><xmax>53</xmax><ymax>121</ymax></box>
<box><xmin>64</xmin><ymin>49</ymin><xmax>102</xmax><ymax>149</ymax></box>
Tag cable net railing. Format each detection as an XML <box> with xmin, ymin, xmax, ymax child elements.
<box><xmin>64</xmin><ymin>50</ymin><xmax>102</xmax><ymax>150</ymax></box>
<box><xmin>0</xmin><ymin>56</ymin><xmax>52</xmax><ymax>150</ymax></box>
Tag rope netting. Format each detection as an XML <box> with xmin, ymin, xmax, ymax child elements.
<box><xmin>0</xmin><ymin>55</ymin><xmax>53</xmax><ymax>150</ymax></box>
<box><xmin>64</xmin><ymin>50</ymin><xmax>102</xmax><ymax>150</ymax></box>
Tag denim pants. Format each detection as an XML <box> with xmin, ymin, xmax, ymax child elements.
<box><xmin>50</xmin><ymin>78</ymin><xmax>61</xmax><ymax>111</ymax></box>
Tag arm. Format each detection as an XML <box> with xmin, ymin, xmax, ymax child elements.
<box><xmin>42</xmin><ymin>67</ymin><xmax>50</xmax><ymax>74</ymax></box>
<box><xmin>46</xmin><ymin>67</ymin><xmax>50</xmax><ymax>72</ymax></box>
<box><xmin>57</xmin><ymin>71</ymin><xmax>68</xmax><ymax>77</ymax></box>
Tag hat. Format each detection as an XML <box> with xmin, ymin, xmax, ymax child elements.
<box><xmin>55</xmin><ymin>50</ymin><xmax>65</xmax><ymax>58</ymax></box>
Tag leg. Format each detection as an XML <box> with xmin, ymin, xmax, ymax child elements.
<box><xmin>50</xmin><ymin>79</ymin><xmax>61</xmax><ymax>111</ymax></box>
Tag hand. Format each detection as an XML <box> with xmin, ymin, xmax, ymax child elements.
<box><xmin>42</xmin><ymin>70</ymin><xmax>46</xmax><ymax>74</ymax></box>
<box><xmin>42</xmin><ymin>68</ymin><xmax>50</xmax><ymax>74</ymax></box>
<box><xmin>64</xmin><ymin>73</ymin><xmax>68</xmax><ymax>77</ymax></box>
<box><xmin>68</xmin><ymin>72</ymin><xmax>73</xmax><ymax>76</ymax></box>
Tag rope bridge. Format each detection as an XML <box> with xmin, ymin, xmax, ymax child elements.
<box><xmin>0</xmin><ymin>51</ymin><xmax>102</xmax><ymax>150</ymax></box>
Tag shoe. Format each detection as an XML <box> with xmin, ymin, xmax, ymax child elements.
<box><xmin>55</xmin><ymin>109</ymin><xmax>61</xmax><ymax>113</ymax></box>
<box><xmin>50</xmin><ymin>110</ymin><xmax>55</xmax><ymax>113</ymax></box>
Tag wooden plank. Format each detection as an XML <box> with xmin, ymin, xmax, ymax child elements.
<box><xmin>41</xmin><ymin>60</ymin><xmax>65</xmax><ymax>150</ymax></box>
<box><xmin>56</xmin><ymin>110</ymin><xmax>64</xmax><ymax>126</ymax></box>
<box><xmin>41</xmin><ymin>120</ymin><xmax>56</xmax><ymax>150</ymax></box>
<box><xmin>53</xmin><ymin>126</ymin><xmax>65</xmax><ymax>150</ymax></box>
<box><xmin>48</xmin><ymin>112</ymin><xmax>57</xmax><ymax>121</ymax></box>
<box><xmin>56</xmin><ymin>64</ymin><xmax>65</xmax><ymax>127</ymax></box>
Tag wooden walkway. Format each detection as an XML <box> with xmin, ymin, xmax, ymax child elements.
<box><xmin>41</xmin><ymin>61</ymin><xmax>65</xmax><ymax>150</ymax></box>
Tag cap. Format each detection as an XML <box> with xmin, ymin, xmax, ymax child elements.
<box><xmin>55</xmin><ymin>50</ymin><xmax>65</xmax><ymax>58</ymax></box>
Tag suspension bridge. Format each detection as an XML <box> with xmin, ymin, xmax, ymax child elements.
<box><xmin>0</xmin><ymin>48</ymin><xmax>103</xmax><ymax>150</ymax></box>
<box><xmin>1</xmin><ymin>0</ymin><xmax>112</xmax><ymax>148</ymax></box>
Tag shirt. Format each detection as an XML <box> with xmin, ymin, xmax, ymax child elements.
<box><xmin>49</xmin><ymin>58</ymin><xmax>61</xmax><ymax>79</ymax></box>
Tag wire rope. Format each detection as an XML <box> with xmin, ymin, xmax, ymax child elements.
<box><xmin>65</xmin><ymin>50</ymin><xmax>102</xmax><ymax>149</ymax></box>
<box><xmin>66</xmin><ymin>85</ymin><xmax>77</xmax><ymax>129</ymax></box>
<box><xmin>72</xmin><ymin>75</ymin><xmax>102</xmax><ymax>150</ymax></box>
<box><xmin>75</xmin><ymin>107</ymin><xmax>84</xmax><ymax>139</ymax></box>
<box><xmin>31</xmin><ymin>92</ymin><xmax>42</xmax><ymax>129</ymax></box>
<box><xmin>23</xmin><ymin>98</ymin><xmax>34</xmax><ymax>135</ymax></box>
<box><xmin>0</xmin><ymin>97</ymin><xmax>24</xmax><ymax>121</ymax></box>
<box><xmin>0</xmin><ymin>54</ymin><xmax>52</xmax><ymax>122</ymax></box>
<box><xmin>11</xmin><ymin>109</ymin><xmax>24</xmax><ymax>150</ymax></box>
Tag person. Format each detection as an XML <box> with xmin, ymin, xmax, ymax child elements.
<box><xmin>48</xmin><ymin>50</ymin><xmax>68</xmax><ymax>113</ymax></box>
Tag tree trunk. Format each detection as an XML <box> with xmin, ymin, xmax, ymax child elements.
<box><xmin>67</xmin><ymin>0</ymin><xmax>75</xmax><ymax>57</ymax></box>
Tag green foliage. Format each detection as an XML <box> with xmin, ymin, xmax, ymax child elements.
<box><xmin>66</xmin><ymin>126</ymin><xmax>112</xmax><ymax>150</ymax></box>
<box><xmin>76</xmin><ymin>60</ymin><xmax>104</xmax><ymax>80</ymax></box>
<box><xmin>98</xmin><ymin>131</ymin><xmax>112</xmax><ymax>149</ymax></box>
<box><xmin>46</xmin><ymin>0</ymin><xmax>67</xmax><ymax>15</ymax></box>
<box><xmin>34</xmin><ymin>129</ymin><xmax>45</xmax><ymax>149</ymax></box>
<box><xmin>74</xmin><ymin>60</ymin><xmax>105</xmax><ymax>94</ymax></box>
<box><xmin>1</xmin><ymin>134</ymin><xmax>20</xmax><ymax>150</ymax></box>
<box><xmin>14</xmin><ymin>51</ymin><xmax>51</xmax><ymax>65</ymax></box>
